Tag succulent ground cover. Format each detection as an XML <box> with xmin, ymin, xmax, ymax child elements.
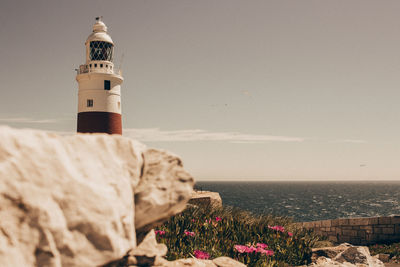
<box><xmin>155</xmin><ymin>204</ymin><xmax>320</xmax><ymax>266</ymax></box>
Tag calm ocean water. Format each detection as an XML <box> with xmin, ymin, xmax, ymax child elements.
<box><xmin>194</xmin><ymin>181</ymin><xmax>400</xmax><ymax>222</ymax></box>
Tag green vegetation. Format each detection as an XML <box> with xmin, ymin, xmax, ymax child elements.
<box><xmin>155</xmin><ymin>204</ymin><xmax>320</xmax><ymax>266</ymax></box>
<box><xmin>369</xmin><ymin>242</ymin><xmax>400</xmax><ymax>259</ymax></box>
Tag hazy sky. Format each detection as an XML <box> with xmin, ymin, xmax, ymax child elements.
<box><xmin>1</xmin><ymin>0</ymin><xmax>399</xmax><ymax>181</ymax></box>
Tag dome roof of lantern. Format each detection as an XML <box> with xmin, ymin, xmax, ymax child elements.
<box><xmin>85</xmin><ymin>17</ymin><xmax>114</xmax><ymax>45</ymax></box>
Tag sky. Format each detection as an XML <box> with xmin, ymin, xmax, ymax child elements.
<box><xmin>0</xmin><ymin>0</ymin><xmax>399</xmax><ymax>181</ymax></box>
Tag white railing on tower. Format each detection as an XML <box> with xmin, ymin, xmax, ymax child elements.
<box><xmin>78</xmin><ymin>64</ymin><xmax>121</xmax><ymax>75</ymax></box>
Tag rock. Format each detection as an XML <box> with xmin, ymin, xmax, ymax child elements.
<box><xmin>390</xmin><ymin>256</ymin><xmax>400</xmax><ymax>263</ymax></box>
<box><xmin>135</xmin><ymin>148</ymin><xmax>194</xmax><ymax>233</ymax></box>
<box><xmin>212</xmin><ymin>256</ymin><xmax>246</xmax><ymax>267</ymax></box>
<box><xmin>0</xmin><ymin>126</ymin><xmax>193</xmax><ymax>267</ymax></box>
<box><xmin>126</xmin><ymin>230</ymin><xmax>167</xmax><ymax>266</ymax></box>
<box><xmin>132</xmin><ymin>230</ymin><xmax>168</xmax><ymax>258</ymax></box>
<box><xmin>376</xmin><ymin>254</ymin><xmax>390</xmax><ymax>263</ymax></box>
<box><xmin>189</xmin><ymin>191</ymin><xmax>222</xmax><ymax>207</ymax></box>
<box><xmin>165</xmin><ymin>258</ymin><xmax>217</xmax><ymax>267</ymax></box>
<box><xmin>311</xmin><ymin>243</ymin><xmax>384</xmax><ymax>267</ymax></box>
<box><xmin>335</xmin><ymin>247</ymin><xmax>367</xmax><ymax>264</ymax></box>
<box><xmin>310</xmin><ymin>256</ymin><xmax>355</xmax><ymax>266</ymax></box>
<box><xmin>126</xmin><ymin>255</ymin><xmax>138</xmax><ymax>266</ymax></box>
<box><xmin>335</xmin><ymin>246</ymin><xmax>383</xmax><ymax>266</ymax></box>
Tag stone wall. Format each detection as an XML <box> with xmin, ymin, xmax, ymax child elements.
<box><xmin>299</xmin><ymin>216</ymin><xmax>400</xmax><ymax>245</ymax></box>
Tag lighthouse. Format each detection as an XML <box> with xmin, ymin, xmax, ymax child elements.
<box><xmin>76</xmin><ymin>17</ymin><xmax>123</xmax><ymax>134</ymax></box>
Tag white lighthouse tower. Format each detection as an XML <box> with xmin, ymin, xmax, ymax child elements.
<box><xmin>76</xmin><ymin>17</ymin><xmax>123</xmax><ymax>134</ymax></box>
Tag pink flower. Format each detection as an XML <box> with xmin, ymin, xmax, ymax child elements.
<box><xmin>184</xmin><ymin>230</ymin><xmax>195</xmax><ymax>237</ymax></box>
<box><xmin>245</xmin><ymin>246</ymin><xmax>257</xmax><ymax>253</ymax></box>
<box><xmin>234</xmin><ymin>245</ymin><xmax>248</xmax><ymax>253</ymax></box>
<box><xmin>256</xmin><ymin>247</ymin><xmax>274</xmax><ymax>256</ymax></box>
<box><xmin>268</xmin><ymin>225</ymin><xmax>285</xmax><ymax>232</ymax></box>
<box><xmin>192</xmin><ymin>219</ymin><xmax>196</xmax><ymax>222</ymax></box>
<box><xmin>235</xmin><ymin>244</ymin><xmax>273</xmax><ymax>256</ymax></box>
<box><xmin>263</xmin><ymin>250</ymin><xmax>275</xmax><ymax>256</ymax></box>
<box><xmin>194</xmin><ymin>250</ymin><xmax>210</xmax><ymax>259</ymax></box>
<box><xmin>215</xmin><ymin>216</ymin><xmax>222</xmax><ymax>222</ymax></box>
<box><xmin>288</xmin><ymin>231</ymin><xmax>293</xmax><ymax>237</ymax></box>
<box><xmin>256</xmin><ymin>247</ymin><xmax>266</xmax><ymax>253</ymax></box>
<box><xmin>256</xmin><ymin>243</ymin><xmax>268</xmax><ymax>249</ymax></box>
<box><xmin>154</xmin><ymin>230</ymin><xmax>165</xmax><ymax>236</ymax></box>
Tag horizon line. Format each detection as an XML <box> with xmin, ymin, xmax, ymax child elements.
<box><xmin>194</xmin><ymin>179</ymin><xmax>400</xmax><ymax>182</ymax></box>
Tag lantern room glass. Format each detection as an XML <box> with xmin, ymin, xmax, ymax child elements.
<box><xmin>90</xmin><ymin>41</ymin><xmax>113</xmax><ymax>61</ymax></box>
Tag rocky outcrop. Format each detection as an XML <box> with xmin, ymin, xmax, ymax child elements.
<box><xmin>135</xmin><ymin>149</ymin><xmax>194</xmax><ymax>233</ymax></box>
<box><xmin>0</xmin><ymin>126</ymin><xmax>194</xmax><ymax>267</ymax></box>
<box><xmin>310</xmin><ymin>243</ymin><xmax>384</xmax><ymax>267</ymax></box>
<box><xmin>189</xmin><ymin>191</ymin><xmax>222</xmax><ymax>207</ymax></box>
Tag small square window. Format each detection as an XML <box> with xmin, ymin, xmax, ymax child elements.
<box><xmin>100</xmin><ymin>64</ymin><xmax>103</xmax><ymax>68</ymax></box>
<box><xmin>87</xmin><ymin>99</ymin><xmax>93</xmax><ymax>107</ymax></box>
<box><xmin>94</xmin><ymin>64</ymin><xmax>97</xmax><ymax>67</ymax></box>
<box><xmin>104</xmin><ymin>80</ymin><xmax>111</xmax><ymax>90</ymax></box>
<box><xmin>89</xmin><ymin>64</ymin><xmax>92</xmax><ymax>68</ymax></box>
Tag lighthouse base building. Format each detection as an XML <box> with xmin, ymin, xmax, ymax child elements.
<box><xmin>76</xmin><ymin>17</ymin><xmax>124</xmax><ymax>135</ymax></box>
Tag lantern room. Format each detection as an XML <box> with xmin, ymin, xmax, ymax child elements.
<box><xmin>78</xmin><ymin>17</ymin><xmax>117</xmax><ymax>75</ymax></box>
<box><xmin>85</xmin><ymin>17</ymin><xmax>114</xmax><ymax>64</ymax></box>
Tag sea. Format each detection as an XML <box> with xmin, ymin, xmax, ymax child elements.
<box><xmin>194</xmin><ymin>181</ymin><xmax>400</xmax><ymax>222</ymax></box>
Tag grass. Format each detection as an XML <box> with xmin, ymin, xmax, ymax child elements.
<box><xmin>155</xmin><ymin>204</ymin><xmax>320</xmax><ymax>266</ymax></box>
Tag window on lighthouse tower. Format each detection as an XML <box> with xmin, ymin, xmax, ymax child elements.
<box><xmin>104</xmin><ymin>80</ymin><xmax>111</xmax><ymax>90</ymax></box>
<box><xmin>87</xmin><ymin>99</ymin><xmax>93</xmax><ymax>107</ymax></box>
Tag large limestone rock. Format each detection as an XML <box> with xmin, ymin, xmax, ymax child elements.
<box><xmin>310</xmin><ymin>243</ymin><xmax>384</xmax><ymax>267</ymax></box>
<box><xmin>0</xmin><ymin>126</ymin><xmax>194</xmax><ymax>267</ymax></box>
<box><xmin>135</xmin><ymin>148</ymin><xmax>194</xmax><ymax>233</ymax></box>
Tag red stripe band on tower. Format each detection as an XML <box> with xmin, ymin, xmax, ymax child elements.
<box><xmin>77</xmin><ymin>112</ymin><xmax>122</xmax><ymax>135</ymax></box>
